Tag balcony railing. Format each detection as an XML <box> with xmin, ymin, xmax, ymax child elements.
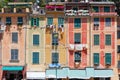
<box><xmin>90</xmin><ymin>12</ymin><xmax>117</xmax><ymax>16</ymax></box>
<box><xmin>65</xmin><ymin>9</ymin><xmax>89</xmax><ymax>16</ymax></box>
<box><xmin>46</xmin><ymin>5</ymin><xmax>64</xmax><ymax>11</ymax></box>
<box><xmin>4</xmin><ymin>8</ymin><xmax>14</xmax><ymax>13</ymax></box>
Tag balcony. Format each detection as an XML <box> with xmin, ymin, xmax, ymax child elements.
<box><xmin>69</xmin><ymin>44</ymin><xmax>87</xmax><ymax>51</ymax></box>
<box><xmin>4</xmin><ymin>8</ymin><xmax>14</xmax><ymax>13</ymax></box>
<box><xmin>46</xmin><ymin>5</ymin><xmax>64</xmax><ymax>11</ymax></box>
<box><xmin>90</xmin><ymin>12</ymin><xmax>117</xmax><ymax>16</ymax></box>
<box><xmin>65</xmin><ymin>9</ymin><xmax>89</xmax><ymax>16</ymax></box>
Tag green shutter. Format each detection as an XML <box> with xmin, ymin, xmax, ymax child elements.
<box><xmin>105</xmin><ymin>35</ymin><xmax>111</xmax><ymax>45</ymax></box>
<box><xmin>52</xmin><ymin>53</ymin><xmax>59</xmax><ymax>63</ymax></box>
<box><xmin>74</xmin><ymin>33</ymin><xmax>81</xmax><ymax>43</ymax></box>
<box><xmin>33</xmin><ymin>52</ymin><xmax>39</xmax><ymax>64</ymax></box>
<box><xmin>31</xmin><ymin>18</ymin><xmax>34</xmax><ymax>26</ymax></box>
<box><xmin>47</xmin><ymin>17</ymin><xmax>53</xmax><ymax>25</ymax></box>
<box><xmin>33</xmin><ymin>35</ymin><xmax>39</xmax><ymax>45</ymax></box>
<box><xmin>36</xmin><ymin>18</ymin><xmax>39</xmax><ymax>27</ymax></box>
<box><xmin>74</xmin><ymin>18</ymin><xmax>81</xmax><ymax>28</ymax></box>
<box><xmin>94</xmin><ymin>35</ymin><xmax>99</xmax><ymax>45</ymax></box>
<box><xmin>93</xmin><ymin>53</ymin><xmax>99</xmax><ymax>65</ymax></box>
<box><xmin>58</xmin><ymin>17</ymin><xmax>64</xmax><ymax>26</ymax></box>
<box><xmin>105</xmin><ymin>53</ymin><xmax>111</xmax><ymax>65</ymax></box>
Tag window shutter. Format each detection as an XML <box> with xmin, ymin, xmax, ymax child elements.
<box><xmin>105</xmin><ymin>35</ymin><xmax>111</xmax><ymax>45</ymax></box>
<box><xmin>74</xmin><ymin>33</ymin><xmax>81</xmax><ymax>43</ymax></box>
<box><xmin>12</xmin><ymin>32</ymin><xmax>18</xmax><ymax>43</ymax></box>
<box><xmin>94</xmin><ymin>35</ymin><xmax>99</xmax><ymax>45</ymax></box>
<box><xmin>52</xmin><ymin>53</ymin><xmax>58</xmax><ymax>63</ymax></box>
<box><xmin>58</xmin><ymin>17</ymin><xmax>64</xmax><ymax>26</ymax></box>
<box><xmin>33</xmin><ymin>35</ymin><xmax>39</xmax><ymax>45</ymax></box>
<box><xmin>105</xmin><ymin>53</ymin><xmax>111</xmax><ymax>65</ymax></box>
<box><xmin>74</xmin><ymin>18</ymin><xmax>81</xmax><ymax>28</ymax></box>
<box><xmin>47</xmin><ymin>17</ymin><xmax>53</xmax><ymax>25</ymax></box>
<box><xmin>36</xmin><ymin>18</ymin><xmax>39</xmax><ymax>27</ymax></box>
<box><xmin>31</xmin><ymin>18</ymin><xmax>34</xmax><ymax>26</ymax></box>
<box><xmin>93</xmin><ymin>53</ymin><xmax>99</xmax><ymax>65</ymax></box>
<box><xmin>33</xmin><ymin>52</ymin><xmax>39</xmax><ymax>64</ymax></box>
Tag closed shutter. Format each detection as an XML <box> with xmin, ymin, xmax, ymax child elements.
<box><xmin>105</xmin><ymin>53</ymin><xmax>111</xmax><ymax>65</ymax></box>
<box><xmin>74</xmin><ymin>33</ymin><xmax>81</xmax><ymax>44</ymax></box>
<box><xmin>52</xmin><ymin>53</ymin><xmax>59</xmax><ymax>63</ymax></box>
<box><xmin>58</xmin><ymin>17</ymin><xmax>64</xmax><ymax>26</ymax></box>
<box><xmin>36</xmin><ymin>18</ymin><xmax>39</xmax><ymax>27</ymax></box>
<box><xmin>12</xmin><ymin>32</ymin><xmax>18</xmax><ymax>43</ymax></box>
<box><xmin>33</xmin><ymin>52</ymin><xmax>39</xmax><ymax>64</ymax></box>
<box><xmin>47</xmin><ymin>17</ymin><xmax>53</xmax><ymax>25</ymax></box>
<box><xmin>31</xmin><ymin>18</ymin><xmax>34</xmax><ymax>26</ymax></box>
<box><xmin>93</xmin><ymin>53</ymin><xmax>99</xmax><ymax>65</ymax></box>
<box><xmin>105</xmin><ymin>35</ymin><xmax>111</xmax><ymax>45</ymax></box>
<box><xmin>33</xmin><ymin>35</ymin><xmax>39</xmax><ymax>45</ymax></box>
<box><xmin>94</xmin><ymin>34</ymin><xmax>99</xmax><ymax>45</ymax></box>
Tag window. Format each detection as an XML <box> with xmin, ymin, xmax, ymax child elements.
<box><xmin>74</xmin><ymin>18</ymin><xmax>81</xmax><ymax>28</ymax></box>
<box><xmin>31</xmin><ymin>18</ymin><xmax>39</xmax><ymax>27</ymax></box>
<box><xmin>93</xmin><ymin>53</ymin><xmax>99</xmax><ymax>65</ymax></box>
<box><xmin>74</xmin><ymin>52</ymin><xmax>81</xmax><ymax>62</ymax></box>
<box><xmin>104</xmin><ymin>6</ymin><xmax>110</xmax><ymax>12</ymax></box>
<box><xmin>94</xmin><ymin>34</ymin><xmax>99</xmax><ymax>45</ymax></box>
<box><xmin>11</xmin><ymin>49</ymin><xmax>18</xmax><ymax>60</ymax></box>
<box><xmin>118</xmin><ymin>61</ymin><xmax>120</xmax><ymax>68</ymax></box>
<box><xmin>74</xmin><ymin>33</ymin><xmax>81</xmax><ymax>44</ymax></box>
<box><xmin>6</xmin><ymin>17</ymin><xmax>11</xmax><ymax>25</ymax></box>
<box><xmin>73</xmin><ymin>7</ymin><xmax>78</xmax><ymax>11</ymax></box>
<box><xmin>58</xmin><ymin>17</ymin><xmax>64</xmax><ymax>27</ymax></box>
<box><xmin>47</xmin><ymin>17</ymin><xmax>53</xmax><ymax>25</ymax></box>
<box><xmin>118</xmin><ymin>45</ymin><xmax>120</xmax><ymax>53</ymax></box>
<box><xmin>52</xmin><ymin>33</ymin><xmax>58</xmax><ymax>45</ymax></box>
<box><xmin>17</xmin><ymin>17</ymin><xmax>23</xmax><ymax>25</ymax></box>
<box><xmin>12</xmin><ymin>32</ymin><xmax>18</xmax><ymax>43</ymax></box>
<box><xmin>117</xmin><ymin>31</ymin><xmax>120</xmax><ymax>39</ymax></box>
<box><xmin>105</xmin><ymin>35</ymin><xmax>111</xmax><ymax>45</ymax></box>
<box><xmin>105</xmin><ymin>53</ymin><xmax>111</xmax><ymax>65</ymax></box>
<box><xmin>33</xmin><ymin>35</ymin><xmax>39</xmax><ymax>45</ymax></box>
<box><xmin>94</xmin><ymin>18</ymin><xmax>99</xmax><ymax>26</ymax></box>
<box><xmin>93</xmin><ymin>6</ymin><xmax>99</xmax><ymax>12</ymax></box>
<box><xmin>52</xmin><ymin>52</ymin><xmax>59</xmax><ymax>64</ymax></box>
<box><xmin>32</xmin><ymin>52</ymin><xmax>39</xmax><ymax>64</ymax></box>
<box><xmin>105</xmin><ymin>18</ymin><xmax>111</xmax><ymax>27</ymax></box>
<box><xmin>74</xmin><ymin>0</ymin><xmax>79</xmax><ymax>2</ymax></box>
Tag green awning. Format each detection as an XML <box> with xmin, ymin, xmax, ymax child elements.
<box><xmin>2</xmin><ymin>66</ymin><xmax>23</xmax><ymax>71</ymax></box>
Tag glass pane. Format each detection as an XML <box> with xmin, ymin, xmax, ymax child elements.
<box><xmin>105</xmin><ymin>18</ymin><xmax>111</xmax><ymax>26</ymax></box>
<box><xmin>12</xmin><ymin>32</ymin><xmax>18</xmax><ymax>43</ymax></box>
<box><xmin>74</xmin><ymin>33</ymin><xmax>81</xmax><ymax>44</ymax></box>
<box><xmin>105</xmin><ymin>53</ymin><xmax>111</xmax><ymax>64</ymax></box>
<box><xmin>93</xmin><ymin>6</ymin><xmax>99</xmax><ymax>12</ymax></box>
<box><xmin>47</xmin><ymin>17</ymin><xmax>53</xmax><ymax>25</ymax></box>
<box><xmin>74</xmin><ymin>52</ymin><xmax>81</xmax><ymax>62</ymax></box>
<box><xmin>104</xmin><ymin>6</ymin><xmax>110</xmax><ymax>12</ymax></box>
<box><xmin>74</xmin><ymin>18</ymin><xmax>81</xmax><ymax>28</ymax></box>
<box><xmin>52</xmin><ymin>33</ymin><xmax>58</xmax><ymax>45</ymax></box>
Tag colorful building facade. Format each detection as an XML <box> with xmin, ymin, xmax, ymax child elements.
<box><xmin>26</xmin><ymin>4</ymin><xmax>46</xmax><ymax>79</ymax></box>
<box><xmin>0</xmin><ymin>2</ymin><xmax>32</xmax><ymax>80</ymax></box>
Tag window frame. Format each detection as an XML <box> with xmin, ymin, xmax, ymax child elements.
<box><xmin>74</xmin><ymin>33</ymin><xmax>81</xmax><ymax>44</ymax></box>
<box><xmin>105</xmin><ymin>34</ymin><xmax>111</xmax><ymax>45</ymax></box>
<box><xmin>47</xmin><ymin>17</ymin><xmax>53</xmax><ymax>25</ymax></box>
<box><xmin>105</xmin><ymin>18</ymin><xmax>111</xmax><ymax>27</ymax></box>
<box><xmin>105</xmin><ymin>53</ymin><xmax>111</xmax><ymax>65</ymax></box>
<box><xmin>74</xmin><ymin>18</ymin><xmax>81</xmax><ymax>28</ymax></box>
<box><xmin>11</xmin><ymin>49</ymin><xmax>18</xmax><ymax>61</ymax></box>
<box><xmin>32</xmin><ymin>52</ymin><xmax>39</xmax><ymax>64</ymax></box>
<box><xmin>12</xmin><ymin>32</ymin><xmax>18</xmax><ymax>43</ymax></box>
<box><xmin>6</xmin><ymin>17</ymin><xmax>11</xmax><ymax>25</ymax></box>
<box><xmin>52</xmin><ymin>52</ymin><xmax>59</xmax><ymax>64</ymax></box>
<box><xmin>74</xmin><ymin>52</ymin><xmax>81</xmax><ymax>62</ymax></box>
<box><xmin>104</xmin><ymin>6</ymin><xmax>110</xmax><ymax>12</ymax></box>
<box><xmin>33</xmin><ymin>34</ymin><xmax>39</xmax><ymax>45</ymax></box>
<box><xmin>94</xmin><ymin>34</ymin><xmax>99</xmax><ymax>45</ymax></box>
<box><xmin>93</xmin><ymin>53</ymin><xmax>99</xmax><ymax>65</ymax></box>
